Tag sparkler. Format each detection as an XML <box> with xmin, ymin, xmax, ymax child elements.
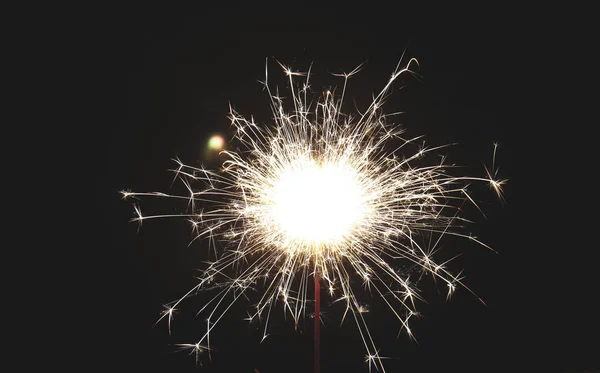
<box><xmin>122</xmin><ymin>57</ymin><xmax>505</xmax><ymax>372</ymax></box>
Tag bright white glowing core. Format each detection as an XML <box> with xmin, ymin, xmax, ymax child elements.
<box><xmin>269</xmin><ymin>162</ymin><xmax>367</xmax><ymax>245</ymax></box>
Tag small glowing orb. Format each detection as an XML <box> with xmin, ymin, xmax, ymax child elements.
<box><xmin>268</xmin><ymin>161</ymin><xmax>367</xmax><ymax>246</ymax></box>
<box><xmin>208</xmin><ymin>135</ymin><xmax>225</xmax><ymax>150</ymax></box>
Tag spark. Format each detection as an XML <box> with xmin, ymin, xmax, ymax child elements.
<box><xmin>175</xmin><ymin>342</ymin><xmax>212</xmax><ymax>366</ymax></box>
<box><xmin>123</xmin><ymin>58</ymin><xmax>506</xmax><ymax>371</ymax></box>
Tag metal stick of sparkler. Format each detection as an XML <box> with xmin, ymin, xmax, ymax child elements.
<box><xmin>314</xmin><ymin>268</ymin><xmax>320</xmax><ymax>373</ymax></box>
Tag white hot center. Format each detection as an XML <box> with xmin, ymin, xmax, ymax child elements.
<box><xmin>269</xmin><ymin>162</ymin><xmax>366</xmax><ymax>245</ymax></box>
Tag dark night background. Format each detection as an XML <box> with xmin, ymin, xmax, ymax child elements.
<box><xmin>86</xmin><ymin>11</ymin><xmax>598</xmax><ymax>373</ymax></box>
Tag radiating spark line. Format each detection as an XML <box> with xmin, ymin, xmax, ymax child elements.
<box><xmin>123</xmin><ymin>58</ymin><xmax>506</xmax><ymax>371</ymax></box>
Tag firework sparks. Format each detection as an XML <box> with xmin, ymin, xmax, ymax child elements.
<box><xmin>122</xmin><ymin>57</ymin><xmax>505</xmax><ymax>371</ymax></box>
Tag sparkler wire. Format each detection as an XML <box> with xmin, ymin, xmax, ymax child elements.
<box><xmin>315</xmin><ymin>268</ymin><xmax>320</xmax><ymax>373</ymax></box>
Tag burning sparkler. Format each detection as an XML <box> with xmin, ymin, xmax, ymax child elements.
<box><xmin>122</xmin><ymin>57</ymin><xmax>505</xmax><ymax>372</ymax></box>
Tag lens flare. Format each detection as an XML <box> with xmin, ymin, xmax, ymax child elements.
<box><xmin>208</xmin><ymin>134</ymin><xmax>225</xmax><ymax>150</ymax></box>
<box><xmin>122</xmin><ymin>58</ymin><xmax>506</xmax><ymax>371</ymax></box>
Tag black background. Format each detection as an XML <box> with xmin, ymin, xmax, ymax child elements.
<box><xmin>88</xmin><ymin>11</ymin><xmax>597</xmax><ymax>373</ymax></box>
